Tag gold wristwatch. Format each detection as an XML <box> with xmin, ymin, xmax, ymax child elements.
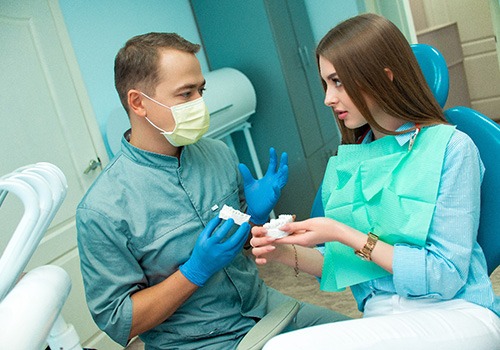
<box><xmin>355</xmin><ymin>232</ymin><xmax>378</xmax><ymax>261</ymax></box>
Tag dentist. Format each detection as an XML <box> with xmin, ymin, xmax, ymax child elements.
<box><xmin>76</xmin><ymin>32</ymin><xmax>348</xmax><ymax>350</ymax></box>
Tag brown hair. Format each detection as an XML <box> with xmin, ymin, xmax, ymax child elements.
<box><xmin>114</xmin><ymin>32</ymin><xmax>200</xmax><ymax>113</ymax></box>
<box><xmin>316</xmin><ymin>14</ymin><xmax>446</xmax><ymax>144</ymax></box>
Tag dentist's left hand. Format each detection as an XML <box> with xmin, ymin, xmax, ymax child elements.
<box><xmin>239</xmin><ymin>147</ymin><xmax>288</xmax><ymax>225</ymax></box>
<box><xmin>179</xmin><ymin>217</ymin><xmax>250</xmax><ymax>287</ymax></box>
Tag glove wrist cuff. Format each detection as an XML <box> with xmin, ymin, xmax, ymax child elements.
<box><xmin>248</xmin><ymin>211</ymin><xmax>268</xmax><ymax>225</ymax></box>
<box><xmin>250</xmin><ymin>217</ymin><xmax>267</xmax><ymax>225</ymax></box>
<box><xmin>179</xmin><ymin>263</ymin><xmax>206</xmax><ymax>287</ymax></box>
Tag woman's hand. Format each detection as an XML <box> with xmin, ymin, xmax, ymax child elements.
<box><xmin>250</xmin><ymin>217</ymin><xmax>339</xmax><ymax>264</ymax></box>
<box><xmin>250</xmin><ymin>219</ymin><xmax>332</xmax><ymax>276</ymax></box>
<box><xmin>250</xmin><ymin>226</ymin><xmax>279</xmax><ymax>265</ymax></box>
<box><xmin>276</xmin><ymin>217</ymin><xmax>339</xmax><ymax>247</ymax></box>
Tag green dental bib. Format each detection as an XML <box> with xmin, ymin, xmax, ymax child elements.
<box><xmin>320</xmin><ymin>125</ymin><xmax>455</xmax><ymax>292</ymax></box>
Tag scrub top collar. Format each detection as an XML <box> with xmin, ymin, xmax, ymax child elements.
<box><xmin>121</xmin><ymin>129</ymin><xmax>185</xmax><ymax>169</ymax></box>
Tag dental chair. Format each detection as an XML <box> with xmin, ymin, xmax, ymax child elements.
<box><xmin>444</xmin><ymin>107</ymin><xmax>500</xmax><ymax>275</ymax></box>
<box><xmin>236</xmin><ymin>300</ymin><xmax>300</xmax><ymax>350</ymax></box>
<box><xmin>410</xmin><ymin>43</ymin><xmax>449</xmax><ymax>109</ymax></box>
<box><xmin>0</xmin><ymin>163</ymin><xmax>83</xmax><ymax>349</ymax></box>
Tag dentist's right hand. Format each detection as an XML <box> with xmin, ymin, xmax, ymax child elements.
<box><xmin>179</xmin><ymin>216</ymin><xmax>250</xmax><ymax>286</ymax></box>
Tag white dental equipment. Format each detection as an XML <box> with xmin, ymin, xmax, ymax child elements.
<box><xmin>264</xmin><ymin>214</ymin><xmax>294</xmax><ymax>238</ymax></box>
<box><xmin>0</xmin><ymin>163</ymin><xmax>83</xmax><ymax>350</ymax></box>
<box><xmin>218</xmin><ymin>204</ymin><xmax>251</xmax><ymax>225</ymax></box>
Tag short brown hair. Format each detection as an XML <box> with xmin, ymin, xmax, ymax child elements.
<box><xmin>114</xmin><ymin>32</ymin><xmax>200</xmax><ymax>112</ymax></box>
<box><xmin>316</xmin><ymin>14</ymin><xmax>446</xmax><ymax>144</ymax></box>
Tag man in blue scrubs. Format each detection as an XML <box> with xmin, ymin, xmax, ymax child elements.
<box><xmin>76</xmin><ymin>32</ymin><xmax>348</xmax><ymax>349</ymax></box>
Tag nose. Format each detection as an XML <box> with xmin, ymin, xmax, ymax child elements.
<box><xmin>324</xmin><ymin>88</ymin><xmax>339</xmax><ymax>107</ymax></box>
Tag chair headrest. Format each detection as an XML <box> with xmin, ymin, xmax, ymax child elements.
<box><xmin>411</xmin><ymin>43</ymin><xmax>449</xmax><ymax>108</ymax></box>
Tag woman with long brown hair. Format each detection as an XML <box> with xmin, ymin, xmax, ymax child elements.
<box><xmin>251</xmin><ymin>14</ymin><xmax>500</xmax><ymax>349</ymax></box>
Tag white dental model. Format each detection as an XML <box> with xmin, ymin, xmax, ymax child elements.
<box><xmin>219</xmin><ymin>204</ymin><xmax>251</xmax><ymax>225</ymax></box>
<box><xmin>264</xmin><ymin>214</ymin><xmax>294</xmax><ymax>238</ymax></box>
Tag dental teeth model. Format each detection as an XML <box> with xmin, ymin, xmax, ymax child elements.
<box><xmin>218</xmin><ymin>204</ymin><xmax>251</xmax><ymax>225</ymax></box>
<box><xmin>264</xmin><ymin>214</ymin><xmax>294</xmax><ymax>238</ymax></box>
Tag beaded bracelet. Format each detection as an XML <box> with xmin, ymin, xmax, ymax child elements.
<box><xmin>292</xmin><ymin>244</ymin><xmax>299</xmax><ymax>277</ymax></box>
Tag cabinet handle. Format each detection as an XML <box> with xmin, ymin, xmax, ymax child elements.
<box><xmin>83</xmin><ymin>159</ymin><xmax>101</xmax><ymax>175</ymax></box>
<box><xmin>298</xmin><ymin>46</ymin><xmax>310</xmax><ymax>68</ymax></box>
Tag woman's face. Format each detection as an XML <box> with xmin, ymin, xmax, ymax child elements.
<box><xmin>319</xmin><ymin>55</ymin><xmax>368</xmax><ymax>130</ymax></box>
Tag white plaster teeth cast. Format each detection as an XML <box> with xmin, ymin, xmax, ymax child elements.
<box><xmin>218</xmin><ymin>204</ymin><xmax>251</xmax><ymax>225</ymax></box>
<box><xmin>264</xmin><ymin>214</ymin><xmax>294</xmax><ymax>238</ymax></box>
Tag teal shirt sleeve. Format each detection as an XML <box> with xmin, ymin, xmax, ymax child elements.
<box><xmin>392</xmin><ymin>130</ymin><xmax>484</xmax><ymax>298</ymax></box>
<box><xmin>76</xmin><ymin>207</ymin><xmax>140</xmax><ymax>346</ymax></box>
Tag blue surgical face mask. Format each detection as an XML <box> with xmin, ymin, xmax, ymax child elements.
<box><xmin>141</xmin><ymin>92</ymin><xmax>210</xmax><ymax>147</ymax></box>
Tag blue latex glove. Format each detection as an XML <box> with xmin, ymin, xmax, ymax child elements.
<box><xmin>179</xmin><ymin>216</ymin><xmax>250</xmax><ymax>286</ymax></box>
<box><xmin>238</xmin><ymin>147</ymin><xmax>289</xmax><ymax>225</ymax></box>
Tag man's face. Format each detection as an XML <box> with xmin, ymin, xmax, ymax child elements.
<box><xmin>142</xmin><ymin>49</ymin><xmax>206</xmax><ymax>132</ymax></box>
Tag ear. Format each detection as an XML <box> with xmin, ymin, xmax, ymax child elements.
<box><xmin>384</xmin><ymin>68</ymin><xmax>394</xmax><ymax>82</ymax></box>
<box><xmin>128</xmin><ymin>89</ymin><xmax>146</xmax><ymax>117</ymax></box>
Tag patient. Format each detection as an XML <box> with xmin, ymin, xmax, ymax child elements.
<box><xmin>250</xmin><ymin>14</ymin><xmax>500</xmax><ymax>349</ymax></box>
<box><xmin>76</xmin><ymin>32</ymin><xmax>348</xmax><ymax>350</ymax></box>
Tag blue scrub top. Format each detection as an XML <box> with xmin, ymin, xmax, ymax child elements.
<box><xmin>77</xmin><ymin>136</ymin><xmax>268</xmax><ymax>348</ymax></box>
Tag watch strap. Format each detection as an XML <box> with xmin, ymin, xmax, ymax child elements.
<box><xmin>354</xmin><ymin>232</ymin><xmax>379</xmax><ymax>261</ymax></box>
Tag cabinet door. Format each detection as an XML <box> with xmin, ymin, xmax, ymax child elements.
<box><xmin>264</xmin><ymin>0</ymin><xmax>324</xmax><ymax>157</ymax></box>
<box><xmin>0</xmin><ymin>1</ymin><xmax>117</xmax><ymax>348</ymax></box>
<box><xmin>264</xmin><ymin>0</ymin><xmax>339</xmax><ymax>157</ymax></box>
<box><xmin>284</xmin><ymin>0</ymin><xmax>340</xmax><ymax>145</ymax></box>
<box><xmin>191</xmin><ymin>0</ymin><xmax>341</xmax><ymax>218</ymax></box>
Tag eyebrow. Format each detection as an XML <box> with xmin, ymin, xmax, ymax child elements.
<box><xmin>174</xmin><ymin>80</ymin><xmax>206</xmax><ymax>93</ymax></box>
<box><xmin>326</xmin><ymin>72</ymin><xmax>338</xmax><ymax>80</ymax></box>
